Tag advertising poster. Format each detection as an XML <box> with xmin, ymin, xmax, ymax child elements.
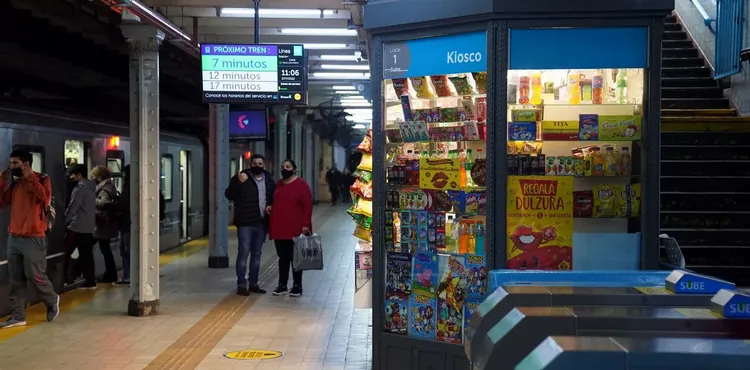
<box><xmin>506</xmin><ymin>176</ymin><xmax>573</xmax><ymax>270</ymax></box>
<box><xmin>419</xmin><ymin>158</ymin><xmax>460</xmax><ymax>190</ymax></box>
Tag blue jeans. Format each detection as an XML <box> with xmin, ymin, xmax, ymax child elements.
<box><xmin>236</xmin><ymin>225</ymin><xmax>265</xmax><ymax>287</ymax></box>
<box><xmin>120</xmin><ymin>232</ymin><xmax>131</xmax><ymax>281</ymax></box>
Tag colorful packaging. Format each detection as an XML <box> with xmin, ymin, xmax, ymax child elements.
<box><xmin>465</xmin><ymin>254</ymin><xmax>487</xmax><ymax>298</ymax></box>
<box><xmin>592</xmin><ymin>185</ymin><xmax>616</xmax><ymax>218</ymax></box>
<box><xmin>507</xmin><ymin>141</ymin><xmax>543</xmax><ymax>156</ymax></box>
<box><xmin>511</xmin><ymin>109</ymin><xmax>541</xmax><ymax>122</ymax></box>
<box><xmin>384</xmin><ymin>291</ymin><xmax>408</xmax><ymax>334</ymax></box>
<box><xmin>614</xmin><ymin>183</ymin><xmax>642</xmax><ymax>218</ymax></box>
<box><xmin>409</xmin><ymin>293</ymin><xmax>437</xmax><ymax>340</ymax></box>
<box><xmin>508</xmin><ymin>122</ymin><xmax>537</xmax><ymax>141</ymax></box>
<box><xmin>599</xmin><ymin>115</ymin><xmax>642</xmax><ymax>141</ymax></box>
<box><xmin>437</xmin><ymin>254</ymin><xmax>469</xmax><ymax>312</ymax></box>
<box><xmin>356</xmin><ymin>130</ymin><xmax>373</xmax><ymax>153</ymax></box>
<box><xmin>449</xmin><ymin>75</ymin><xmax>477</xmax><ymax>96</ymax></box>
<box><xmin>465</xmin><ymin>193</ymin><xmax>479</xmax><ymax>215</ymax></box>
<box><xmin>392</xmin><ymin>78</ymin><xmax>410</xmax><ymax>96</ymax></box>
<box><xmin>545</xmin><ymin>156</ymin><xmax>557</xmax><ymax>176</ymax></box>
<box><xmin>353</xmin><ymin>169</ymin><xmax>372</xmax><ymax>183</ymax></box>
<box><xmin>464</xmin><ymin>297</ymin><xmax>482</xmax><ymax>342</ymax></box>
<box><xmin>430</xmin><ymin>75</ymin><xmax>455</xmax><ymax>97</ymax></box>
<box><xmin>477</xmin><ymin>193</ymin><xmax>487</xmax><ymax>215</ymax></box>
<box><xmin>410</xmin><ymin>77</ymin><xmax>437</xmax><ymax>99</ymax></box>
<box><xmin>447</xmin><ymin>191</ymin><xmax>466</xmax><ymax>213</ymax></box>
<box><xmin>386</xmin><ymin>251</ymin><xmax>413</xmax><ymax>294</ymax></box>
<box><xmin>357</xmin><ymin>153</ymin><xmax>373</xmax><ymax>172</ymax></box>
<box><xmin>353</xmin><ymin>224</ymin><xmax>371</xmax><ymax>242</ymax></box>
<box><xmin>439</xmin><ymin>107</ymin><xmax>458</xmax><ymax>123</ymax></box>
<box><xmin>400</xmin><ymin>95</ymin><xmax>413</xmax><ymax>122</ymax></box>
<box><xmin>437</xmin><ymin>297</ymin><xmax>463</xmax><ymax>344</ymax></box>
<box><xmin>573</xmin><ymin>190</ymin><xmax>594</xmax><ymax>218</ymax></box>
<box><xmin>579</xmin><ymin>114</ymin><xmax>599</xmax><ymax>141</ymax></box>
<box><xmin>412</xmin><ymin>252</ymin><xmax>439</xmax><ymax>296</ymax></box>
<box><xmin>473</xmin><ymin>72</ymin><xmax>487</xmax><ymax>94</ymax></box>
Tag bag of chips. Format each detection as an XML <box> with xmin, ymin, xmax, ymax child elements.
<box><xmin>614</xmin><ymin>184</ymin><xmax>642</xmax><ymax>218</ymax></box>
<box><xmin>346</xmin><ymin>209</ymin><xmax>373</xmax><ymax>229</ymax></box>
<box><xmin>357</xmin><ymin>153</ymin><xmax>373</xmax><ymax>172</ymax></box>
<box><xmin>592</xmin><ymin>185</ymin><xmax>616</xmax><ymax>218</ymax></box>
<box><xmin>473</xmin><ymin>72</ymin><xmax>487</xmax><ymax>94</ymax></box>
<box><xmin>350</xmin><ymin>197</ymin><xmax>373</xmax><ymax>218</ymax></box>
<box><xmin>430</xmin><ymin>75</ymin><xmax>456</xmax><ymax>97</ymax></box>
<box><xmin>350</xmin><ymin>179</ymin><xmax>373</xmax><ymax>200</ymax></box>
<box><xmin>507</xmin><ymin>141</ymin><xmax>543</xmax><ymax>155</ymax></box>
<box><xmin>409</xmin><ymin>77</ymin><xmax>437</xmax><ymax>99</ymax></box>
<box><xmin>449</xmin><ymin>74</ymin><xmax>478</xmax><ymax>96</ymax></box>
<box><xmin>353</xmin><ymin>224</ymin><xmax>372</xmax><ymax>242</ymax></box>
<box><xmin>573</xmin><ymin>191</ymin><xmax>594</xmax><ymax>218</ymax></box>
<box><xmin>392</xmin><ymin>78</ymin><xmax>411</xmax><ymax>96</ymax></box>
<box><xmin>356</xmin><ymin>131</ymin><xmax>372</xmax><ymax>153</ymax></box>
<box><xmin>353</xmin><ymin>169</ymin><xmax>372</xmax><ymax>183</ymax></box>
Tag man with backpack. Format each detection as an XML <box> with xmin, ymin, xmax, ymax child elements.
<box><xmin>0</xmin><ymin>150</ymin><xmax>60</xmax><ymax>328</ymax></box>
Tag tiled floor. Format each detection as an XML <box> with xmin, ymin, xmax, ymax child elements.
<box><xmin>0</xmin><ymin>205</ymin><xmax>372</xmax><ymax>370</ymax></box>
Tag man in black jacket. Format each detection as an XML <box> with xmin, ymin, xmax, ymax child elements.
<box><xmin>225</xmin><ymin>154</ymin><xmax>275</xmax><ymax>296</ymax></box>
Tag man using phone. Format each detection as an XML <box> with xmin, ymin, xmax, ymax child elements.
<box><xmin>0</xmin><ymin>150</ymin><xmax>60</xmax><ymax>329</ymax></box>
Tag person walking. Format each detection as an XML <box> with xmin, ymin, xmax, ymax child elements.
<box><xmin>269</xmin><ymin>159</ymin><xmax>313</xmax><ymax>297</ymax></box>
<box><xmin>91</xmin><ymin>165</ymin><xmax>119</xmax><ymax>283</ymax></box>
<box><xmin>325</xmin><ymin>165</ymin><xmax>341</xmax><ymax>206</ymax></box>
<box><xmin>0</xmin><ymin>150</ymin><xmax>60</xmax><ymax>328</ymax></box>
<box><xmin>62</xmin><ymin>164</ymin><xmax>97</xmax><ymax>289</ymax></box>
<box><xmin>225</xmin><ymin>154</ymin><xmax>275</xmax><ymax>296</ymax></box>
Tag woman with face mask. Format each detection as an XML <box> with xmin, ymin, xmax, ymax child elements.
<box><xmin>267</xmin><ymin>159</ymin><xmax>313</xmax><ymax>297</ymax></box>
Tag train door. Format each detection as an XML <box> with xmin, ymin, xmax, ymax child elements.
<box><xmin>179</xmin><ymin>150</ymin><xmax>192</xmax><ymax>241</ymax></box>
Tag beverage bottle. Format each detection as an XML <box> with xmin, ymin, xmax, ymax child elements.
<box><xmin>475</xmin><ymin>222</ymin><xmax>486</xmax><ymax>256</ymax></box>
<box><xmin>615</xmin><ymin>69</ymin><xmax>628</xmax><ymax>104</ymax></box>
<box><xmin>604</xmin><ymin>146</ymin><xmax>620</xmax><ymax>176</ymax></box>
<box><xmin>519</xmin><ymin>75</ymin><xmax>530</xmax><ymax>104</ymax></box>
<box><xmin>476</xmin><ymin>149</ymin><xmax>483</xmax><ymax>160</ymax></box>
<box><xmin>445</xmin><ymin>215</ymin><xmax>454</xmax><ymax>250</ymax></box>
<box><xmin>458</xmin><ymin>220</ymin><xmax>468</xmax><ymax>254</ymax></box>
<box><xmin>467</xmin><ymin>221</ymin><xmax>476</xmax><ymax>254</ymax></box>
<box><xmin>531</xmin><ymin>71</ymin><xmax>543</xmax><ymax>105</ymax></box>
<box><xmin>620</xmin><ymin>147</ymin><xmax>632</xmax><ymax>176</ymax></box>
<box><xmin>465</xmin><ymin>149</ymin><xmax>474</xmax><ymax>187</ymax></box>
<box><xmin>567</xmin><ymin>71</ymin><xmax>580</xmax><ymax>104</ymax></box>
<box><xmin>590</xmin><ymin>147</ymin><xmax>605</xmax><ymax>176</ymax></box>
<box><xmin>450</xmin><ymin>216</ymin><xmax>461</xmax><ymax>253</ymax></box>
<box><xmin>592</xmin><ymin>69</ymin><xmax>604</xmax><ymax>104</ymax></box>
<box><xmin>459</xmin><ymin>150</ymin><xmax>467</xmax><ymax>187</ymax></box>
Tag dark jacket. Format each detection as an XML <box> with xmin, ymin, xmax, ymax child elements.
<box><xmin>65</xmin><ymin>178</ymin><xmax>96</xmax><ymax>234</ymax></box>
<box><xmin>94</xmin><ymin>178</ymin><xmax>119</xmax><ymax>240</ymax></box>
<box><xmin>118</xmin><ymin>180</ymin><xmax>166</xmax><ymax>232</ymax></box>
<box><xmin>225</xmin><ymin>169</ymin><xmax>275</xmax><ymax>227</ymax></box>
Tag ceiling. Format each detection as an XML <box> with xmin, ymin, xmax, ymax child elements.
<box><xmin>142</xmin><ymin>0</ymin><xmax>374</xmax><ymax>126</ymax></box>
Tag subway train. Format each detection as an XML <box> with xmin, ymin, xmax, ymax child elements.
<box><xmin>0</xmin><ymin>106</ymin><xmax>251</xmax><ymax>317</ymax></box>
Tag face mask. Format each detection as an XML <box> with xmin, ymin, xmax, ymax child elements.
<box><xmin>249</xmin><ymin>166</ymin><xmax>263</xmax><ymax>175</ymax></box>
<box><xmin>281</xmin><ymin>169</ymin><xmax>294</xmax><ymax>179</ymax></box>
<box><xmin>10</xmin><ymin>168</ymin><xmax>23</xmax><ymax>177</ymax></box>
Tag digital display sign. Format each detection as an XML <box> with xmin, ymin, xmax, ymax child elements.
<box><xmin>201</xmin><ymin>44</ymin><xmax>307</xmax><ymax>104</ymax></box>
<box><xmin>228</xmin><ymin>110</ymin><xmax>267</xmax><ymax>140</ymax></box>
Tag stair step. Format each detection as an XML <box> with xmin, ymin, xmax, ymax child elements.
<box><xmin>665</xmin><ymin>23</ymin><xmax>683</xmax><ymax>32</ymax></box>
<box><xmin>662</xmin><ymin>146</ymin><xmax>750</xmax><ymax>160</ymax></box>
<box><xmin>662</xmin><ymin>86</ymin><xmax>721</xmax><ymax>98</ymax></box>
<box><xmin>664</xmin><ymin>40</ymin><xmax>694</xmax><ymax>48</ymax></box>
<box><xmin>662</xmin><ymin>116</ymin><xmax>750</xmax><ymax>123</ymax></box>
<box><xmin>661</xmin><ymin>212</ymin><xmax>750</xmax><ymax>229</ymax></box>
<box><xmin>666</xmin><ymin>15</ymin><xmax>677</xmax><ymax>23</ymax></box>
<box><xmin>662</xmin><ymin>177</ymin><xmax>750</xmax><ymax>193</ymax></box>
<box><xmin>661</xmin><ymin>98</ymin><xmax>729</xmax><ymax>109</ymax></box>
<box><xmin>661</xmin><ymin>160</ymin><xmax>750</xmax><ymax>177</ymax></box>
<box><xmin>663</xmin><ymin>48</ymin><xmax>698</xmax><ymax>58</ymax></box>
<box><xmin>662</xmin><ymin>192</ymin><xmax>750</xmax><ymax>212</ymax></box>
<box><xmin>662</xmin><ymin>66</ymin><xmax>711</xmax><ymax>77</ymax></box>
<box><xmin>662</xmin><ymin>76</ymin><xmax>718</xmax><ymax>88</ymax></box>
<box><xmin>662</xmin><ymin>108</ymin><xmax>736</xmax><ymax>117</ymax></box>
<box><xmin>662</xmin><ymin>57</ymin><xmax>705</xmax><ymax>67</ymax></box>
<box><xmin>663</xmin><ymin>31</ymin><xmax>688</xmax><ymax>40</ymax></box>
<box><xmin>662</xmin><ymin>132</ymin><xmax>750</xmax><ymax>145</ymax></box>
<box><xmin>657</xmin><ymin>229</ymin><xmax>750</xmax><ymax>248</ymax></box>
<box><xmin>661</xmin><ymin>121</ymin><xmax>750</xmax><ymax>133</ymax></box>
<box><xmin>685</xmin><ymin>267</ymin><xmax>750</xmax><ymax>287</ymax></box>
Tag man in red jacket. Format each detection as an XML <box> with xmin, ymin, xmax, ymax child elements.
<box><xmin>0</xmin><ymin>150</ymin><xmax>60</xmax><ymax>329</ymax></box>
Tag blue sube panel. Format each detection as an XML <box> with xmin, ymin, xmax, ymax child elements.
<box><xmin>382</xmin><ymin>31</ymin><xmax>487</xmax><ymax>79</ymax></box>
<box><xmin>509</xmin><ymin>27</ymin><xmax>649</xmax><ymax>70</ymax></box>
<box><xmin>489</xmin><ymin>270</ymin><xmax>673</xmax><ymax>292</ymax></box>
<box><xmin>714</xmin><ymin>0</ymin><xmax>745</xmax><ymax>79</ymax></box>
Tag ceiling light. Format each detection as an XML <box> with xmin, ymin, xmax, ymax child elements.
<box><xmin>340</xmin><ymin>96</ymin><xmax>367</xmax><ymax>102</ymax></box>
<box><xmin>353</xmin><ymin>124</ymin><xmax>367</xmax><ymax>129</ymax></box>
<box><xmin>341</xmin><ymin>102</ymin><xmax>372</xmax><ymax>107</ymax></box>
<box><xmin>332</xmin><ymin>85</ymin><xmax>355</xmax><ymax>90</ymax></box>
<box><xmin>219</xmin><ymin>8</ymin><xmax>336</xmax><ymax>18</ymax></box>
<box><xmin>312</xmin><ymin>72</ymin><xmax>370</xmax><ymax>79</ymax></box>
<box><xmin>280</xmin><ymin>28</ymin><xmax>357</xmax><ymax>36</ymax></box>
<box><xmin>321</xmin><ymin>64</ymin><xmax>369</xmax><ymax>71</ymax></box>
<box><xmin>303</xmin><ymin>43</ymin><xmax>349</xmax><ymax>49</ymax></box>
<box><xmin>335</xmin><ymin>90</ymin><xmax>359</xmax><ymax>94</ymax></box>
<box><xmin>320</xmin><ymin>55</ymin><xmax>359</xmax><ymax>61</ymax></box>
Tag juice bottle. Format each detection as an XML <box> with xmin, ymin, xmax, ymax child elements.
<box><xmin>567</xmin><ymin>71</ymin><xmax>580</xmax><ymax>104</ymax></box>
<box><xmin>458</xmin><ymin>220</ymin><xmax>468</xmax><ymax>254</ymax></box>
<box><xmin>450</xmin><ymin>216</ymin><xmax>460</xmax><ymax>253</ymax></box>
<box><xmin>475</xmin><ymin>222</ymin><xmax>485</xmax><ymax>256</ymax></box>
<box><xmin>519</xmin><ymin>75</ymin><xmax>530</xmax><ymax>104</ymax></box>
<box><xmin>445</xmin><ymin>214</ymin><xmax>454</xmax><ymax>251</ymax></box>
<box><xmin>604</xmin><ymin>146</ymin><xmax>620</xmax><ymax>176</ymax></box>
<box><xmin>459</xmin><ymin>150</ymin><xmax>467</xmax><ymax>187</ymax></box>
<box><xmin>467</xmin><ymin>221</ymin><xmax>476</xmax><ymax>254</ymax></box>
<box><xmin>530</xmin><ymin>71</ymin><xmax>543</xmax><ymax>105</ymax></box>
<box><xmin>592</xmin><ymin>69</ymin><xmax>604</xmax><ymax>104</ymax></box>
<box><xmin>590</xmin><ymin>147</ymin><xmax>605</xmax><ymax>176</ymax></box>
<box><xmin>615</xmin><ymin>69</ymin><xmax>628</xmax><ymax>104</ymax></box>
<box><xmin>620</xmin><ymin>147</ymin><xmax>632</xmax><ymax>176</ymax></box>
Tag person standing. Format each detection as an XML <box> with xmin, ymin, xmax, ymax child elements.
<box><xmin>62</xmin><ymin>164</ymin><xmax>97</xmax><ymax>289</ymax></box>
<box><xmin>0</xmin><ymin>150</ymin><xmax>60</xmax><ymax>329</ymax></box>
<box><xmin>225</xmin><ymin>154</ymin><xmax>275</xmax><ymax>296</ymax></box>
<box><xmin>325</xmin><ymin>165</ymin><xmax>341</xmax><ymax>206</ymax></box>
<box><xmin>269</xmin><ymin>159</ymin><xmax>313</xmax><ymax>297</ymax></box>
<box><xmin>91</xmin><ymin>165</ymin><xmax>119</xmax><ymax>283</ymax></box>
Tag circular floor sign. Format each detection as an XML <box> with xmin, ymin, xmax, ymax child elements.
<box><xmin>224</xmin><ymin>350</ymin><xmax>283</xmax><ymax>360</ymax></box>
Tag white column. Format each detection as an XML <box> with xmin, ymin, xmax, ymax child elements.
<box><xmin>271</xmin><ymin>105</ymin><xmax>289</xmax><ymax>173</ymax></box>
<box><xmin>208</xmin><ymin>104</ymin><xmax>230</xmax><ymax>268</ymax></box>
<box><xmin>303</xmin><ymin>124</ymin><xmax>315</xmax><ymax>200</ymax></box>
<box><xmin>289</xmin><ymin>110</ymin><xmax>304</xmax><ymax>176</ymax></box>
<box><xmin>122</xmin><ymin>24</ymin><xmax>164</xmax><ymax>317</ymax></box>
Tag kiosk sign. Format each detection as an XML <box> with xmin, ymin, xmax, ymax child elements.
<box><xmin>383</xmin><ymin>31</ymin><xmax>487</xmax><ymax>79</ymax></box>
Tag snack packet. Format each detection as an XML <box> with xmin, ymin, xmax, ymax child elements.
<box><xmin>350</xmin><ymin>179</ymin><xmax>373</xmax><ymax>200</ymax></box>
<box><xmin>507</xmin><ymin>141</ymin><xmax>543</xmax><ymax>156</ymax></box>
<box><xmin>392</xmin><ymin>78</ymin><xmax>411</xmax><ymax>96</ymax></box>
<box><xmin>357</xmin><ymin>153</ymin><xmax>373</xmax><ymax>172</ymax></box>
<box><xmin>592</xmin><ymin>185</ymin><xmax>616</xmax><ymax>218</ymax></box>
<box><xmin>615</xmin><ymin>184</ymin><xmax>642</xmax><ymax>218</ymax></box>
<box><xmin>449</xmin><ymin>74</ymin><xmax>478</xmax><ymax>96</ymax></box>
<box><xmin>353</xmin><ymin>224</ymin><xmax>372</xmax><ymax>242</ymax></box>
<box><xmin>350</xmin><ymin>197</ymin><xmax>373</xmax><ymax>218</ymax></box>
<box><xmin>473</xmin><ymin>72</ymin><xmax>487</xmax><ymax>94</ymax></box>
<box><xmin>356</xmin><ymin>130</ymin><xmax>372</xmax><ymax>153</ymax></box>
<box><xmin>573</xmin><ymin>191</ymin><xmax>594</xmax><ymax>218</ymax></box>
<box><xmin>353</xmin><ymin>169</ymin><xmax>372</xmax><ymax>183</ymax></box>
<box><xmin>430</xmin><ymin>75</ymin><xmax>456</xmax><ymax>97</ymax></box>
<box><xmin>410</xmin><ymin>77</ymin><xmax>437</xmax><ymax>99</ymax></box>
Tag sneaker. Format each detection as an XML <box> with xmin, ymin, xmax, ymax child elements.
<box><xmin>249</xmin><ymin>285</ymin><xmax>266</xmax><ymax>294</ymax></box>
<box><xmin>113</xmin><ymin>280</ymin><xmax>130</xmax><ymax>287</ymax></box>
<box><xmin>46</xmin><ymin>294</ymin><xmax>60</xmax><ymax>322</ymax></box>
<box><xmin>79</xmin><ymin>282</ymin><xmax>97</xmax><ymax>290</ymax></box>
<box><xmin>236</xmin><ymin>286</ymin><xmax>250</xmax><ymax>296</ymax></box>
<box><xmin>272</xmin><ymin>285</ymin><xmax>288</xmax><ymax>296</ymax></box>
<box><xmin>0</xmin><ymin>319</ymin><xmax>26</xmax><ymax>329</ymax></box>
<box><xmin>289</xmin><ymin>285</ymin><xmax>303</xmax><ymax>297</ymax></box>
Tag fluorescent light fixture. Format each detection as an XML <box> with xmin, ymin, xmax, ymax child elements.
<box><xmin>220</xmin><ymin>8</ymin><xmax>336</xmax><ymax>18</ymax></box>
<box><xmin>335</xmin><ymin>90</ymin><xmax>359</xmax><ymax>94</ymax></box>
<box><xmin>332</xmin><ymin>85</ymin><xmax>355</xmax><ymax>90</ymax></box>
<box><xmin>320</xmin><ymin>55</ymin><xmax>359</xmax><ymax>61</ymax></box>
<box><xmin>341</xmin><ymin>102</ymin><xmax>372</xmax><ymax>107</ymax></box>
<box><xmin>281</xmin><ymin>28</ymin><xmax>357</xmax><ymax>36</ymax></box>
<box><xmin>353</xmin><ymin>124</ymin><xmax>367</xmax><ymax>129</ymax></box>
<box><xmin>303</xmin><ymin>43</ymin><xmax>348</xmax><ymax>49</ymax></box>
<box><xmin>124</xmin><ymin>0</ymin><xmax>191</xmax><ymax>42</ymax></box>
<box><xmin>321</xmin><ymin>64</ymin><xmax>369</xmax><ymax>71</ymax></box>
<box><xmin>312</xmin><ymin>72</ymin><xmax>370</xmax><ymax>79</ymax></box>
<box><xmin>340</xmin><ymin>98</ymin><xmax>367</xmax><ymax>103</ymax></box>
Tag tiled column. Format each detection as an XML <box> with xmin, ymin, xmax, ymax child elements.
<box><xmin>208</xmin><ymin>104</ymin><xmax>230</xmax><ymax>268</ymax></box>
<box><xmin>271</xmin><ymin>105</ymin><xmax>289</xmax><ymax>172</ymax></box>
<box><xmin>289</xmin><ymin>109</ymin><xmax>304</xmax><ymax>176</ymax></box>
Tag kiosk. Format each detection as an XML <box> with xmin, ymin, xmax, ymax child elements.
<box><xmin>365</xmin><ymin>0</ymin><xmax>673</xmax><ymax>368</ymax></box>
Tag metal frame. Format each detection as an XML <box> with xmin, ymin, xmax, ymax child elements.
<box><xmin>368</xmin><ymin>1</ymin><xmax>670</xmax><ymax>368</ymax></box>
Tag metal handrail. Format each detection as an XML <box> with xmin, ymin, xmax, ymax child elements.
<box><xmin>691</xmin><ymin>0</ymin><xmax>716</xmax><ymax>33</ymax></box>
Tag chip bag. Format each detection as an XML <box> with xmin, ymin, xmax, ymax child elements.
<box><xmin>392</xmin><ymin>78</ymin><xmax>411</xmax><ymax>96</ymax></box>
<box><xmin>350</xmin><ymin>197</ymin><xmax>373</xmax><ymax>218</ymax></box>
<box><xmin>614</xmin><ymin>184</ymin><xmax>642</xmax><ymax>218</ymax></box>
<box><xmin>353</xmin><ymin>224</ymin><xmax>372</xmax><ymax>242</ymax></box>
<box><xmin>353</xmin><ymin>169</ymin><xmax>372</xmax><ymax>183</ymax></box>
<box><xmin>410</xmin><ymin>77</ymin><xmax>437</xmax><ymax>99</ymax></box>
<box><xmin>356</xmin><ymin>131</ymin><xmax>372</xmax><ymax>153</ymax></box>
<box><xmin>430</xmin><ymin>75</ymin><xmax>456</xmax><ymax>97</ymax></box>
<box><xmin>472</xmin><ymin>72</ymin><xmax>487</xmax><ymax>94</ymax></box>
<box><xmin>449</xmin><ymin>74</ymin><xmax>478</xmax><ymax>96</ymax></box>
<box><xmin>573</xmin><ymin>191</ymin><xmax>594</xmax><ymax>218</ymax></box>
<box><xmin>357</xmin><ymin>153</ymin><xmax>373</xmax><ymax>172</ymax></box>
<box><xmin>507</xmin><ymin>141</ymin><xmax>543</xmax><ymax>156</ymax></box>
<box><xmin>350</xmin><ymin>179</ymin><xmax>373</xmax><ymax>200</ymax></box>
<box><xmin>592</xmin><ymin>185</ymin><xmax>616</xmax><ymax>218</ymax></box>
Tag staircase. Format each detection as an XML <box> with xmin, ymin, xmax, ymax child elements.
<box><xmin>660</xmin><ymin>15</ymin><xmax>750</xmax><ymax>286</ymax></box>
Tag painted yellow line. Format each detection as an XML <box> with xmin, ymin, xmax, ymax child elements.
<box><xmin>0</xmin><ymin>232</ymin><xmax>214</xmax><ymax>343</ymax></box>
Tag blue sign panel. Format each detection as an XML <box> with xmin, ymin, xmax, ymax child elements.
<box><xmin>712</xmin><ymin>289</ymin><xmax>750</xmax><ymax>318</ymax></box>
<box><xmin>509</xmin><ymin>27</ymin><xmax>648</xmax><ymax>70</ymax></box>
<box><xmin>665</xmin><ymin>270</ymin><xmax>736</xmax><ymax>294</ymax></box>
<box><xmin>383</xmin><ymin>32</ymin><xmax>487</xmax><ymax>79</ymax></box>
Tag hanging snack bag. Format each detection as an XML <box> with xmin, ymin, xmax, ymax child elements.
<box><xmin>354</xmin><ymin>169</ymin><xmax>372</xmax><ymax>183</ymax></box>
<box><xmin>449</xmin><ymin>74</ymin><xmax>479</xmax><ymax>96</ymax></box>
<box><xmin>592</xmin><ymin>185</ymin><xmax>616</xmax><ymax>218</ymax></box>
<box><xmin>430</xmin><ymin>75</ymin><xmax>456</xmax><ymax>97</ymax></box>
<box><xmin>473</xmin><ymin>72</ymin><xmax>487</xmax><ymax>94</ymax></box>
<box><xmin>351</xmin><ymin>180</ymin><xmax>373</xmax><ymax>200</ymax></box>
<box><xmin>410</xmin><ymin>77</ymin><xmax>437</xmax><ymax>99</ymax></box>
<box><xmin>573</xmin><ymin>191</ymin><xmax>594</xmax><ymax>218</ymax></box>
<box><xmin>356</xmin><ymin>131</ymin><xmax>373</xmax><ymax>153</ymax></box>
<box><xmin>357</xmin><ymin>153</ymin><xmax>373</xmax><ymax>172</ymax></box>
<box><xmin>353</xmin><ymin>224</ymin><xmax>372</xmax><ymax>242</ymax></box>
<box><xmin>392</xmin><ymin>78</ymin><xmax>411</xmax><ymax>96</ymax></box>
<box><xmin>351</xmin><ymin>197</ymin><xmax>373</xmax><ymax>218</ymax></box>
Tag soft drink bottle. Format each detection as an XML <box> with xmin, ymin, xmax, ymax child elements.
<box><xmin>592</xmin><ymin>70</ymin><xmax>604</xmax><ymax>104</ymax></box>
<box><xmin>567</xmin><ymin>71</ymin><xmax>580</xmax><ymax>104</ymax></box>
<box><xmin>530</xmin><ymin>71</ymin><xmax>542</xmax><ymax>105</ymax></box>
<box><xmin>519</xmin><ymin>75</ymin><xmax>530</xmax><ymax>104</ymax></box>
<box><xmin>615</xmin><ymin>69</ymin><xmax>628</xmax><ymax>104</ymax></box>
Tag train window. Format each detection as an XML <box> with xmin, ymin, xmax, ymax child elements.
<box><xmin>161</xmin><ymin>154</ymin><xmax>173</xmax><ymax>201</ymax></box>
<box><xmin>230</xmin><ymin>159</ymin><xmax>238</xmax><ymax>178</ymax></box>
<box><xmin>64</xmin><ymin>140</ymin><xmax>84</xmax><ymax>168</ymax></box>
<box><xmin>12</xmin><ymin>145</ymin><xmax>44</xmax><ymax>173</ymax></box>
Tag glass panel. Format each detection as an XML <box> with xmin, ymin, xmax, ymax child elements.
<box><xmin>505</xmin><ymin>67</ymin><xmax>645</xmax><ymax>271</ymax></box>
<box><xmin>107</xmin><ymin>158</ymin><xmax>122</xmax><ymax>174</ymax></box>
<box><xmin>64</xmin><ymin>140</ymin><xmax>84</xmax><ymax>168</ymax></box>
<box><xmin>161</xmin><ymin>155</ymin><xmax>173</xmax><ymax>201</ymax></box>
<box><xmin>31</xmin><ymin>152</ymin><xmax>43</xmax><ymax>173</ymax></box>
<box><xmin>230</xmin><ymin>159</ymin><xmax>238</xmax><ymax>178</ymax></box>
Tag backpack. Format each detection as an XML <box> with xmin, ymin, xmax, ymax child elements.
<box><xmin>39</xmin><ymin>175</ymin><xmax>56</xmax><ymax>232</ymax></box>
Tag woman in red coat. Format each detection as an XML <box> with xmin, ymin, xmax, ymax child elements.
<box><xmin>268</xmin><ymin>159</ymin><xmax>313</xmax><ymax>297</ymax></box>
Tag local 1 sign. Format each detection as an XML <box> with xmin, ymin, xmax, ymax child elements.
<box><xmin>383</xmin><ymin>31</ymin><xmax>487</xmax><ymax>79</ymax></box>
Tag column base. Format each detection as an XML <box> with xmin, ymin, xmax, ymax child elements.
<box><xmin>128</xmin><ymin>299</ymin><xmax>160</xmax><ymax>317</ymax></box>
<box><xmin>208</xmin><ymin>255</ymin><xmax>230</xmax><ymax>268</ymax></box>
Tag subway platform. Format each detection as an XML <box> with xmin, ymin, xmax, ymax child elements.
<box><xmin>0</xmin><ymin>205</ymin><xmax>372</xmax><ymax>370</ymax></box>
